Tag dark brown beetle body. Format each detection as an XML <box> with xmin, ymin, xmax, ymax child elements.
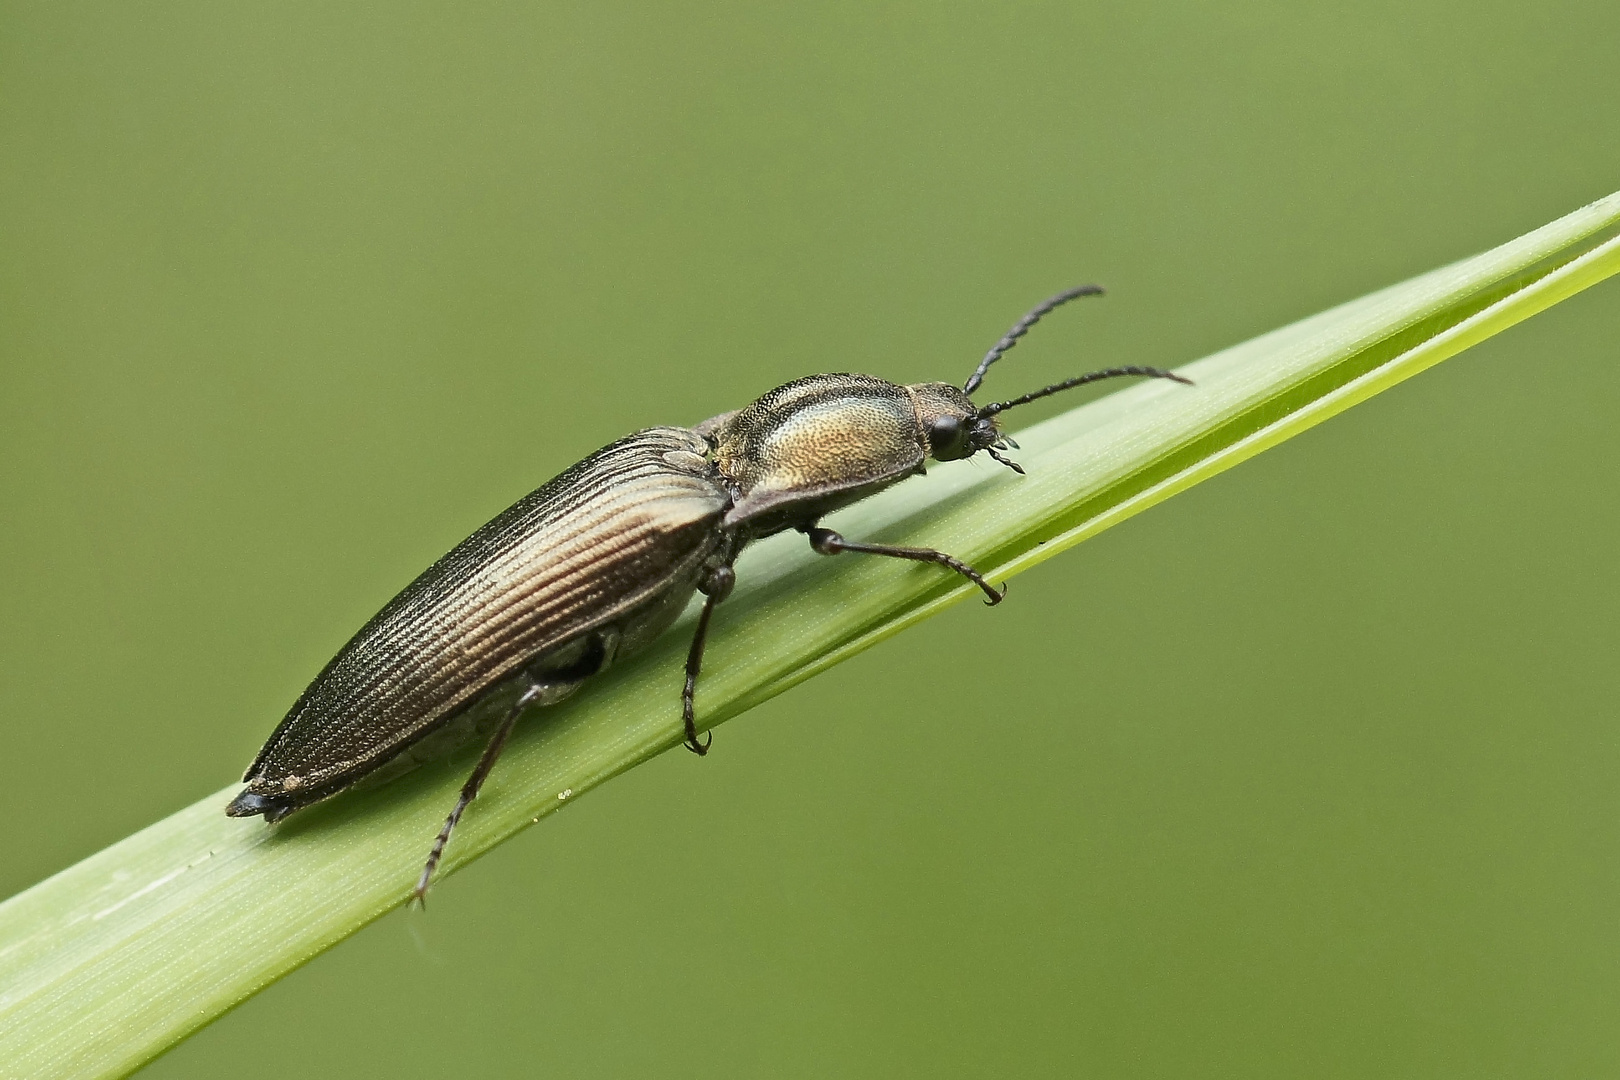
<box><xmin>227</xmin><ymin>426</ymin><xmax>729</xmax><ymax>824</ymax></box>
<box><xmin>227</xmin><ymin>287</ymin><xmax>1190</xmax><ymax>899</ymax></box>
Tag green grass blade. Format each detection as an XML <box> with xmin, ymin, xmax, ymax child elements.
<box><xmin>2</xmin><ymin>192</ymin><xmax>1617</xmax><ymax>1080</ymax></box>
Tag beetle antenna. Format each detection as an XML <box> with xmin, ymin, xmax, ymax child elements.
<box><xmin>963</xmin><ymin>285</ymin><xmax>1105</xmax><ymax>396</ymax></box>
<box><xmin>976</xmin><ymin>366</ymin><xmax>1192</xmax><ymax>418</ymax></box>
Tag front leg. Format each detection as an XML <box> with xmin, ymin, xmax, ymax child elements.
<box><xmin>804</xmin><ymin>527</ymin><xmax>1005</xmax><ymax>605</ymax></box>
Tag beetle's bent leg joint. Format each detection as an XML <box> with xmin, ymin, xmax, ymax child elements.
<box><xmin>804</xmin><ymin>527</ymin><xmax>1006</xmax><ymax>606</ymax></box>
<box><xmin>683</xmin><ymin>562</ymin><xmax>736</xmax><ymax>756</ymax></box>
<box><xmin>413</xmin><ymin>677</ymin><xmax>547</xmax><ymax>905</ymax></box>
<box><xmin>699</xmin><ymin>562</ymin><xmax>736</xmax><ymax>602</ymax></box>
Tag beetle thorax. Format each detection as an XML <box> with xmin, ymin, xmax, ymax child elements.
<box><xmin>706</xmin><ymin>373</ymin><xmax>1000</xmax><ymax>537</ymax></box>
<box><xmin>711</xmin><ymin>371</ymin><xmax>913</xmax><ymax>489</ymax></box>
<box><xmin>705</xmin><ymin>375</ymin><xmax>910</xmax><ymax>533</ymax></box>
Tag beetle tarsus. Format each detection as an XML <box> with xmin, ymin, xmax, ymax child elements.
<box><xmin>682</xmin><ymin>562</ymin><xmax>735</xmax><ymax>756</ymax></box>
<box><xmin>413</xmin><ymin>679</ymin><xmax>545</xmax><ymax>904</ymax></box>
<box><xmin>804</xmin><ymin>527</ymin><xmax>1005</xmax><ymax>605</ymax></box>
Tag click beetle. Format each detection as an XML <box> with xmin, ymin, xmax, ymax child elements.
<box><xmin>226</xmin><ymin>286</ymin><xmax>1191</xmax><ymax>900</ymax></box>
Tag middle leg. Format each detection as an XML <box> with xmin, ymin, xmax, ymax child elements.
<box><xmin>682</xmin><ymin>561</ymin><xmax>736</xmax><ymax>756</ymax></box>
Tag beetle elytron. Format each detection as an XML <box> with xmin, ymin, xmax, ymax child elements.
<box><xmin>226</xmin><ymin>286</ymin><xmax>1191</xmax><ymax>899</ymax></box>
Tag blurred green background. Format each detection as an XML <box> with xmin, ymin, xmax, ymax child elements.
<box><xmin>3</xmin><ymin>1</ymin><xmax>1619</xmax><ymax>1076</ymax></box>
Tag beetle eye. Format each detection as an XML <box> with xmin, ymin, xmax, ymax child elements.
<box><xmin>927</xmin><ymin>415</ymin><xmax>970</xmax><ymax>460</ymax></box>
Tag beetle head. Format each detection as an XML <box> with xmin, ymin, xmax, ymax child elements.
<box><xmin>943</xmin><ymin>286</ymin><xmax>1192</xmax><ymax>474</ymax></box>
<box><xmin>909</xmin><ymin>381</ymin><xmax>1014</xmax><ymax>466</ymax></box>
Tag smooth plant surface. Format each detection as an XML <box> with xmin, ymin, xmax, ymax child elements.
<box><xmin>1</xmin><ymin>192</ymin><xmax>1617</xmax><ymax>1080</ymax></box>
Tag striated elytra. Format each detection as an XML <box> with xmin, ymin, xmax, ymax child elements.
<box><xmin>226</xmin><ymin>286</ymin><xmax>1191</xmax><ymax>900</ymax></box>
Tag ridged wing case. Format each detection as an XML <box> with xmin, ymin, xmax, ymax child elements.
<box><xmin>237</xmin><ymin>426</ymin><xmax>730</xmax><ymax>809</ymax></box>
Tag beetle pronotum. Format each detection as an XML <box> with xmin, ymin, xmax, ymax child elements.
<box><xmin>226</xmin><ymin>287</ymin><xmax>1191</xmax><ymax>900</ymax></box>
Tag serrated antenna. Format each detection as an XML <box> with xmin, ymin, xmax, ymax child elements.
<box><xmin>962</xmin><ymin>285</ymin><xmax>1105</xmax><ymax>396</ymax></box>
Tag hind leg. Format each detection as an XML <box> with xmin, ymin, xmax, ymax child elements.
<box><xmin>412</xmin><ymin>680</ymin><xmax>543</xmax><ymax>903</ymax></box>
<box><xmin>413</xmin><ymin>635</ymin><xmax>609</xmax><ymax>903</ymax></box>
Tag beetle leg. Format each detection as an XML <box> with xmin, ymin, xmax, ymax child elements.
<box><xmin>413</xmin><ymin>679</ymin><xmax>546</xmax><ymax>905</ymax></box>
<box><xmin>984</xmin><ymin>447</ymin><xmax>1025</xmax><ymax>474</ymax></box>
<box><xmin>683</xmin><ymin>562</ymin><xmax>736</xmax><ymax>756</ymax></box>
<box><xmin>804</xmin><ymin>526</ymin><xmax>1006</xmax><ymax>605</ymax></box>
